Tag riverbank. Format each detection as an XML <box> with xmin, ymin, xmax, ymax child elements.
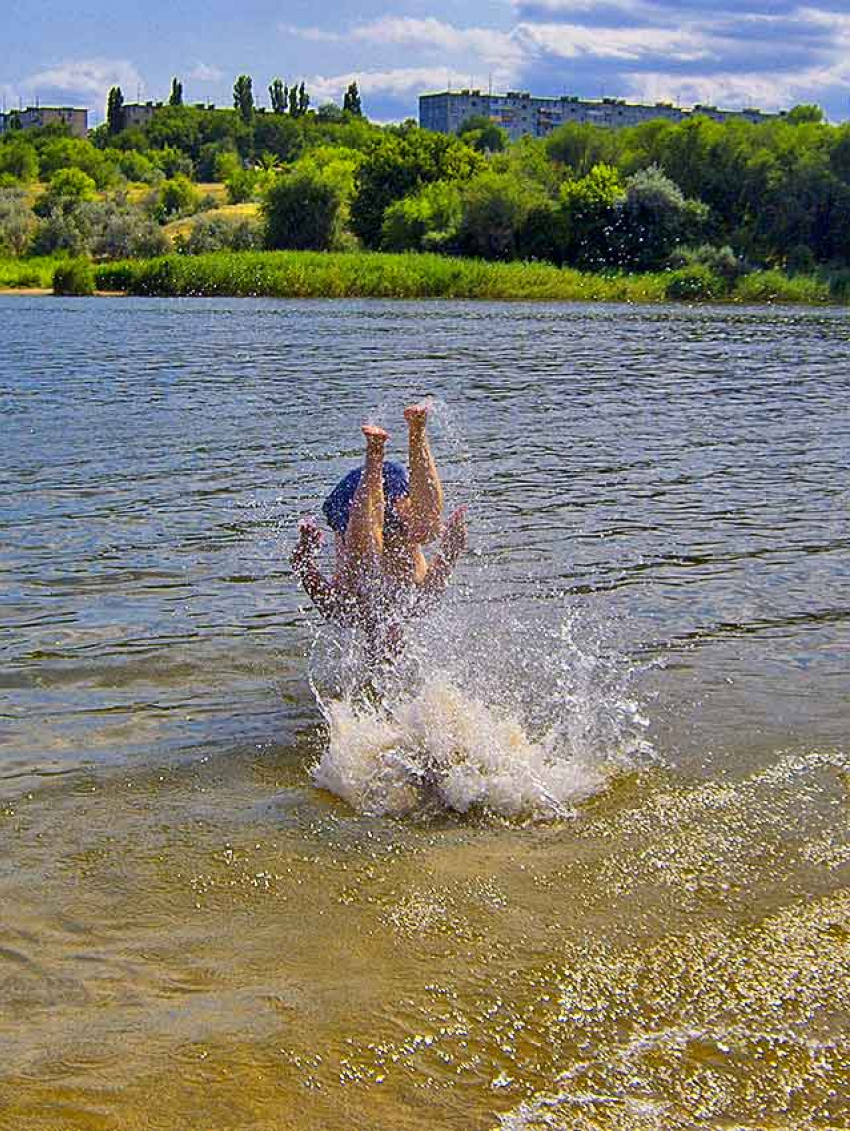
<box><xmin>94</xmin><ymin>251</ymin><xmax>839</xmax><ymax>304</ymax></box>
<box><xmin>3</xmin><ymin>250</ymin><xmax>843</xmax><ymax>304</ymax></box>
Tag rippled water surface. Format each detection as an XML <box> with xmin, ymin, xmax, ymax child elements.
<box><xmin>1</xmin><ymin>295</ymin><xmax>848</xmax><ymax>1130</ymax></box>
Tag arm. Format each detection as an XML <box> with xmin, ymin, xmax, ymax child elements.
<box><xmin>291</xmin><ymin>519</ymin><xmax>343</xmax><ymax>622</ymax></box>
<box><xmin>416</xmin><ymin>506</ymin><xmax>468</xmax><ymax>607</ymax></box>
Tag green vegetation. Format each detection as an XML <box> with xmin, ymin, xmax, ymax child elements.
<box><xmin>2</xmin><ymin>88</ymin><xmax>850</xmax><ymax>304</ymax></box>
<box><xmin>91</xmin><ymin>249</ymin><xmax>834</xmax><ymax>305</ymax></box>
<box><xmin>52</xmin><ymin>257</ymin><xmax>96</xmax><ymax>295</ymax></box>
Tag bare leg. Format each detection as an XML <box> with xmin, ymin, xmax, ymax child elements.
<box><xmin>340</xmin><ymin>425</ymin><xmax>388</xmax><ymax>591</ymax></box>
<box><xmin>404</xmin><ymin>401</ymin><xmax>444</xmax><ymax>544</ymax></box>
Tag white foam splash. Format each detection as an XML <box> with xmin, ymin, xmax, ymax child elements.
<box><xmin>308</xmin><ymin>596</ymin><xmax>653</xmax><ymax>820</ymax></box>
<box><xmin>313</xmin><ymin>674</ymin><xmax>607</xmax><ymax>820</ymax></box>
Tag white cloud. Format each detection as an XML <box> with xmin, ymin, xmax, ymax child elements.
<box><xmin>515</xmin><ymin>21</ymin><xmax>714</xmax><ymax>63</ymax></box>
<box><xmin>284</xmin><ymin>17</ymin><xmax>523</xmax><ymax>67</ymax></box>
<box><xmin>305</xmin><ymin>66</ymin><xmax>468</xmax><ymax>105</ymax></box>
<box><xmin>22</xmin><ymin>58</ymin><xmax>143</xmax><ymax>103</ymax></box>
<box><xmin>188</xmin><ymin>63</ymin><xmax>223</xmax><ymax>83</ymax></box>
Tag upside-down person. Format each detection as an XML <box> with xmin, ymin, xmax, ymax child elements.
<box><xmin>291</xmin><ymin>403</ymin><xmax>467</xmax><ymax>661</ymax></box>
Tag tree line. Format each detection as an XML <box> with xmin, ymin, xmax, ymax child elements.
<box><xmin>3</xmin><ymin>94</ymin><xmax>850</xmax><ymax>295</ymax></box>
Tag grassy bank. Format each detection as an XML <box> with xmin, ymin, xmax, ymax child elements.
<box><xmin>92</xmin><ymin>251</ymin><xmax>837</xmax><ymax>304</ymax></box>
<box><xmin>2</xmin><ymin>250</ymin><xmax>841</xmax><ymax>304</ymax></box>
<box><xmin>0</xmin><ymin>256</ymin><xmax>65</xmax><ymax>290</ymax></box>
<box><xmin>92</xmin><ymin>250</ymin><xmax>676</xmax><ymax>302</ymax></box>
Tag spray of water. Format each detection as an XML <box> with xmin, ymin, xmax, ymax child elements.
<box><xmin>299</xmin><ymin>398</ymin><xmax>653</xmax><ymax>821</ymax></box>
<box><xmin>308</xmin><ymin>588</ymin><xmax>653</xmax><ymax>821</ymax></box>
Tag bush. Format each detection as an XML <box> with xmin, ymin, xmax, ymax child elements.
<box><xmin>733</xmin><ymin>269</ymin><xmax>829</xmax><ymax>304</ymax></box>
<box><xmin>34</xmin><ymin>168</ymin><xmax>98</xmax><ymax>217</ymax></box>
<box><xmin>664</xmin><ymin>265</ymin><xmax>726</xmax><ymax>301</ymax></box>
<box><xmin>457</xmin><ymin>171</ymin><xmax>531</xmax><ymax>260</ymax></box>
<box><xmin>380</xmin><ymin>181</ymin><xmax>462</xmax><ymax>252</ymax></box>
<box><xmin>178</xmin><ymin>214</ymin><xmax>262</xmax><ymax>254</ymax></box>
<box><xmin>0</xmin><ymin>187</ymin><xmax>36</xmax><ymax>255</ymax></box>
<box><xmin>148</xmin><ymin>175</ymin><xmax>201</xmax><ymax>222</ymax></box>
<box><xmin>53</xmin><ymin>258</ymin><xmax>95</xmax><ymax>296</ymax></box>
<box><xmin>668</xmin><ymin>243</ymin><xmax>747</xmax><ymax>284</ymax></box>
<box><xmin>30</xmin><ymin>207</ymin><xmax>90</xmax><ymax>256</ymax></box>
<box><xmin>0</xmin><ymin>138</ymin><xmax>39</xmax><ymax>181</ymax></box>
<box><xmin>263</xmin><ymin>169</ymin><xmax>343</xmax><ymax>250</ymax></box>
<box><xmin>785</xmin><ymin>243</ymin><xmax>816</xmax><ymax>276</ymax></box>
<box><xmin>618</xmin><ymin>165</ymin><xmax>708</xmax><ymax>270</ymax></box>
<box><xmin>225</xmin><ymin>169</ymin><xmax>258</xmax><ymax>203</ymax></box>
<box><xmin>827</xmin><ymin>267</ymin><xmax>850</xmax><ymax>301</ymax></box>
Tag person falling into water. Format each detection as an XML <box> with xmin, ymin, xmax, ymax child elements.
<box><xmin>291</xmin><ymin>402</ymin><xmax>467</xmax><ymax>661</ymax></box>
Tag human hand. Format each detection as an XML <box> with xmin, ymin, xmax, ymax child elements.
<box><xmin>291</xmin><ymin>517</ymin><xmax>323</xmax><ymax>570</ymax></box>
<box><xmin>441</xmin><ymin>506</ymin><xmax>468</xmax><ymax>560</ymax></box>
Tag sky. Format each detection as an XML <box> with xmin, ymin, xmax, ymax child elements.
<box><xmin>5</xmin><ymin>0</ymin><xmax>850</xmax><ymax>125</ymax></box>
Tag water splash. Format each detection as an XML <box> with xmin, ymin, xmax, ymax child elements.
<box><xmin>309</xmin><ymin>592</ymin><xmax>653</xmax><ymax>821</ymax></box>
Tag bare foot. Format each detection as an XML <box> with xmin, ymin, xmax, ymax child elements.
<box><xmin>362</xmin><ymin>424</ymin><xmax>389</xmax><ymax>445</ymax></box>
<box><xmin>403</xmin><ymin>402</ymin><xmax>431</xmax><ymax>431</ymax></box>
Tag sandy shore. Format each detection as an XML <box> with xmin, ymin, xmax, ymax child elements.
<box><xmin>0</xmin><ymin>288</ymin><xmax>125</xmax><ymax>297</ymax></box>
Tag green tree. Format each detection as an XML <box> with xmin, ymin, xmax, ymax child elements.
<box><xmin>233</xmin><ymin>75</ymin><xmax>254</xmax><ymax>124</ymax></box>
<box><xmin>263</xmin><ymin>167</ymin><xmax>343</xmax><ymax>250</ymax></box>
<box><xmin>169</xmin><ymin>77</ymin><xmax>184</xmax><ymax>107</ymax></box>
<box><xmin>0</xmin><ymin>187</ymin><xmax>36</xmax><ymax>255</ymax></box>
<box><xmin>458</xmin><ymin>114</ymin><xmax>506</xmax><ymax>153</ymax></box>
<box><xmin>269</xmin><ymin>78</ymin><xmax>287</xmax><ymax>114</ymax></box>
<box><xmin>617</xmin><ymin>165</ymin><xmax>708</xmax><ymax>270</ymax></box>
<box><xmin>0</xmin><ymin>138</ymin><xmax>39</xmax><ymax>182</ymax></box>
<box><xmin>149</xmin><ymin>175</ymin><xmax>200</xmax><ymax>222</ymax></box>
<box><xmin>380</xmin><ymin>180</ymin><xmax>462</xmax><ymax>252</ymax></box>
<box><xmin>35</xmin><ymin>168</ymin><xmax>98</xmax><ymax>216</ymax></box>
<box><xmin>106</xmin><ymin>86</ymin><xmax>125</xmax><ymax>135</ymax></box>
<box><xmin>8</xmin><ymin>110</ymin><xmax>22</xmax><ymax>131</ymax></box>
<box><xmin>546</xmin><ymin>121</ymin><xmax>621</xmax><ymax>175</ymax></box>
<box><xmin>457</xmin><ymin>171</ymin><xmax>534</xmax><ymax>259</ymax></box>
<box><xmin>288</xmin><ymin>85</ymin><xmax>299</xmax><ymax>117</ymax></box>
<box><xmin>343</xmin><ymin>82</ymin><xmax>362</xmax><ymax>116</ymax></box>
<box><xmin>350</xmin><ymin>130</ymin><xmax>483</xmax><ymax>248</ymax></box>
<box><xmin>298</xmin><ymin>82</ymin><xmax>309</xmax><ymax>117</ymax></box>
<box><xmin>557</xmin><ymin>163</ymin><xmax>625</xmax><ymax>269</ymax></box>
<box><xmin>253</xmin><ymin>114</ymin><xmax>303</xmax><ymax>162</ymax></box>
<box><xmin>787</xmin><ymin>104</ymin><xmax>824</xmax><ymax>125</ymax></box>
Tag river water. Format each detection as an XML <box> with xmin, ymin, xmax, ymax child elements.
<box><xmin>1</xmin><ymin>294</ymin><xmax>848</xmax><ymax>1130</ymax></box>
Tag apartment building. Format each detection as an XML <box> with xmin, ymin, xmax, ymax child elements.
<box><xmin>0</xmin><ymin>105</ymin><xmax>88</xmax><ymax>138</ymax></box>
<box><xmin>420</xmin><ymin>90</ymin><xmax>780</xmax><ymax>141</ymax></box>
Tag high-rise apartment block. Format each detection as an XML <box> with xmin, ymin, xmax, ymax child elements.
<box><xmin>420</xmin><ymin>90</ymin><xmax>780</xmax><ymax>141</ymax></box>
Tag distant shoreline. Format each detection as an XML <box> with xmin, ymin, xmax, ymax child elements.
<box><xmin>2</xmin><ymin>250</ymin><xmax>844</xmax><ymax>306</ymax></box>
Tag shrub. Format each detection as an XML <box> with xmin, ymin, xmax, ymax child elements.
<box><xmin>148</xmin><ymin>175</ymin><xmax>201</xmax><ymax>222</ymax></box>
<box><xmin>456</xmin><ymin>171</ymin><xmax>531</xmax><ymax>260</ymax></box>
<box><xmin>179</xmin><ymin>214</ymin><xmax>262</xmax><ymax>254</ymax></box>
<box><xmin>30</xmin><ymin>207</ymin><xmax>90</xmax><ymax>256</ymax></box>
<box><xmin>116</xmin><ymin>149</ymin><xmax>159</xmax><ymax>184</ymax></box>
<box><xmin>785</xmin><ymin>243</ymin><xmax>817</xmax><ymax>276</ymax></box>
<box><xmin>263</xmin><ymin>169</ymin><xmax>343</xmax><ymax>250</ymax></box>
<box><xmin>0</xmin><ymin>138</ymin><xmax>39</xmax><ymax>182</ymax></box>
<box><xmin>0</xmin><ymin>187</ymin><xmax>36</xmax><ymax>255</ymax></box>
<box><xmin>734</xmin><ymin>269</ymin><xmax>829</xmax><ymax>304</ymax></box>
<box><xmin>226</xmin><ymin>169</ymin><xmax>258</xmax><ymax>203</ymax></box>
<box><xmin>827</xmin><ymin>267</ymin><xmax>850</xmax><ymax>301</ymax></box>
<box><xmin>618</xmin><ymin>165</ymin><xmax>708</xmax><ymax>270</ymax></box>
<box><xmin>53</xmin><ymin>258</ymin><xmax>96</xmax><ymax>296</ymax></box>
<box><xmin>668</xmin><ymin>243</ymin><xmax>748</xmax><ymax>285</ymax></box>
<box><xmin>35</xmin><ymin>168</ymin><xmax>98</xmax><ymax>217</ymax></box>
<box><xmin>380</xmin><ymin>181</ymin><xmax>462</xmax><ymax>252</ymax></box>
<box><xmin>664</xmin><ymin>265</ymin><xmax>726</xmax><ymax>301</ymax></box>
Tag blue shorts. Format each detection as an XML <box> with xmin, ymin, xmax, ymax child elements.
<box><xmin>322</xmin><ymin>461</ymin><xmax>410</xmax><ymax>536</ymax></box>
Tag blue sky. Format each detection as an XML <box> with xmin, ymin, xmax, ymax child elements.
<box><xmin>5</xmin><ymin>0</ymin><xmax>850</xmax><ymax>124</ymax></box>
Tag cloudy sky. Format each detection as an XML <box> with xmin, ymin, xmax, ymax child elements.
<box><xmin>5</xmin><ymin>0</ymin><xmax>850</xmax><ymax>124</ymax></box>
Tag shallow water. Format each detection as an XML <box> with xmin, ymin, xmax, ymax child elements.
<box><xmin>1</xmin><ymin>295</ymin><xmax>848</xmax><ymax>1129</ymax></box>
